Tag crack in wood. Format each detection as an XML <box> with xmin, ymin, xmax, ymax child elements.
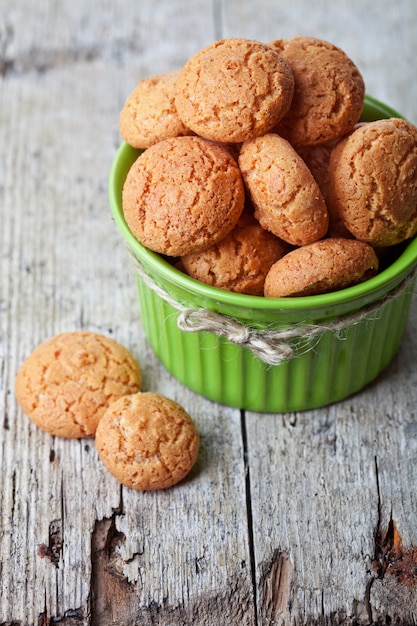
<box><xmin>0</xmin><ymin>42</ymin><xmax>98</xmax><ymax>77</ymax></box>
<box><xmin>240</xmin><ymin>410</ymin><xmax>259</xmax><ymax>625</ymax></box>
<box><xmin>37</xmin><ymin>520</ymin><xmax>62</xmax><ymax>568</ymax></box>
<box><xmin>373</xmin><ymin>518</ymin><xmax>417</xmax><ymax>586</ymax></box>
<box><xmin>36</xmin><ymin>608</ymin><xmax>86</xmax><ymax>625</ymax></box>
<box><xmin>0</xmin><ymin>36</ymin><xmax>144</xmax><ymax>78</ymax></box>
<box><xmin>372</xmin><ymin>456</ymin><xmax>417</xmax><ymax>587</ymax></box>
<box><xmin>88</xmin><ymin>512</ymin><xmax>255</xmax><ymax>625</ymax></box>
<box><xmin>258</xmin><ymin>549</ymin><xmax>293</xmax><ymax>624</ymax></box>
<box><xmin>49</xmin><ymin>609</ymin><xmax>87</xmax><ymax>624</ymax></box>
<box><xmin>257</xmin><ymin>550</ymin><xmax>386</xmax><ymax>625</ymax></box>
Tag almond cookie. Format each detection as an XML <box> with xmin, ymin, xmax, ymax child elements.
<box><xmin>174</xmin><ymin>38</ymin><xmax>295</xmax><ymax>143</ymax></box>
<box><xmin>296</xmin><ymin>141</ymin><xmax>336</xmax><ymax>199</ymax></box>
<box><xmin>122</xmin><ymin>135</ymin><xmax>245</xmax><ymax>256</ymax></box>
<box><xmin>15</xmin><ymin>332</ymin><xmax>142</xmax><ymax>439</ymax></box>
<box><xmin>326</xmin><ymin>118</ymin><xmax>417</xmax><ymax>246</ymax></box>
<box><xmin>269</xmin><ymin>36</ymin><xmax>365</xmax><ymax>146</ymax></box>
<box><xmin>264</xmin><ymin>238</ymin><xmax>379</xmax><ymax>298</ymax></box>
<box><xmin>95</xmin><ymin>392</ymin><xmax>199</xmax><ymax>491</ymax></box>
<box><xmin>238</xmin><ymin>133</ymin><xmax>329</xmax><ymax>246</ymax></box>
<box><xmin>181</xmin><ymin>210</ymin><xmax>289</xmax><ymax>295</ymax></box>
<box><xmin>119</xmin><ymin>72</ymin><xmax>193</xmax><ymax>149</ymax></box>
<box><xmin>297</xmin><ymin>140</ymin><xmax>354</xmax><ymax>238</ymax></box>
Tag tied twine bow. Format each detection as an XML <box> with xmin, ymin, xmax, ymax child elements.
<box><xmin>128</xmin><ymin>250</ymin><xmax>417</xmax><ymax>366</ymax></box>
<box><xmin>177</xmin><ymin>308</ymin><xmax>294</xmax><ymax>364</ymax></box>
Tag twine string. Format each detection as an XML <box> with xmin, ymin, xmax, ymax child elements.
<box><xmin>128</xmin><ymin>250</ymin><xmax>417</xmax><ymax>366</ymax></box>
<box><xmin>177</xmin><ymin>308</ymin><xmax>295</xmax><ymax>363</ymax></box>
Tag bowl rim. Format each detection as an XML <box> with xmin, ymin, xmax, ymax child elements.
<box><xmin>109</xmin><ymin>94</ymin><xmax>417</xmax><ymax>313</ymax></box>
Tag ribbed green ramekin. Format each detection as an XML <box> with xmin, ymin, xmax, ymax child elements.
<box><xmin>109</xmin><ymin>96</ymin><xmax>417</xmax><ymax>412</ymax></box>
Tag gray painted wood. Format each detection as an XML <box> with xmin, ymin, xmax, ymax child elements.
<box><xmin>1</xmin><ymin>1</ymin><xmax>416</xmax><ymax>623</ymax></box>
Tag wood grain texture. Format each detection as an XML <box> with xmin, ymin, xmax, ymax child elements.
<box><xmin>1</xmin><ymin>0</ymin><xmax>417</xmax><ymax>624</ymax></box>
<box><xmin>246</xmin><ymin>335</ymin><xmax>417</xmax><ymax>624</ymax></box>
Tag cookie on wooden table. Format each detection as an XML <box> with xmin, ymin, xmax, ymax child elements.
<box><xmin>15</xmin><ymin>332</ymin><xmax>142</xmax><ymax>438</ymax></box>
<box><xmin>264</xmin><ymin>238</ymin><xmax>379</xmax><ymax>297</ymax></box>
<box><xmin>174</xmin><ymin>38</ymin><xmax>295</xmax><ymax>143</ymax></box>
<box><xmin>95</xmin><ymin>392</ymin><xmax>200</xmax><ymax>491</ymax></box>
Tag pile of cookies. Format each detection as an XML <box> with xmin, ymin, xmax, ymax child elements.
<box><xmin>15</xmin><ymin>331</ymin><xmax>199</xmax><ymax>490</ymax></box>
<box><xmin>14</xmin><ymin>38</ymin><xmax>417</xmax><ymax>492</ymax></box>
<box><xmin>120</xmin><ymin>36</ymin><xmax>417</xmax><ymax>297</ymax></box>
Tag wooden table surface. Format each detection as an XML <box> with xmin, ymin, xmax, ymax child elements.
<box><xmin>1</xmin><ymin>1</ymin><xmax>417</xmax><ymax>624</ymax></box>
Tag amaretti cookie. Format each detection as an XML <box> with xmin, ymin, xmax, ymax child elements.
<box><xmin>15</xmin><ymin>332</ymin><xmax>142</xmax><ymax>438</ymax></box>
<box><xmin>264</xmin><ymin>238</ymin><xmax>379</xmax><ymax>297</ymax></box>
<box><xmin>238</xmin><ymin>133</ymin><xmax>329</xmax><ymax>246</ymax></box>
<box><xmin>326</xmin><ymin>118</ymin><xmax>417</xmax><ymax>246</ymax></box>
<box><xmin>297</xmin><ymin>140</ymin><xmax>354</xmax><ymax>238</ymax></box>
<box><xmin>269</xmin><ymin>36</ymin><xmax>365</xmax><ymax>146</ymax></box>
<box><xmin>95</xmin><ymin>392</ymin><xmax>199</xmax><ymax>491</ymax></box>
<box><xmin>181</xmin><ymin>210</ymin><xmax>289</xmax><ymax>295</ymax></box>
<box><xmin>174</xmin><ymin>38</ymin><xmax>295</xmax><ymax>143</ymax></box>
<box><xmin>296</xmin><ymin>142</ymin><xmax>336</xmax><ymax>199</ymax></box>
<box><xmin>119</xmin><ymin>72</ymin><xmax>193</xmax><ymax>149</ymax></box>
<box><xmin>122</xmin><ymin>135</ymin><xmax>245</xmax><ymax>256</ymax></box>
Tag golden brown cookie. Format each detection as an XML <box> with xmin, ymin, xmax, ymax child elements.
<box><xmin>269</xmin><ymin>36</ymin><xmax>365</xmax><ymax>146</ymax></box>
<box><xmin>122</xmin><ymin>135</ymin><xmax>245</xmax><ymax>256</ymax></box>
<box><xmin>95</xmin><ymin>392</ymin><xmax>199</xmax><ymax>491</ymax></box>
<box><xmin>181</xmin><ymin>210</ymin><xmax>289</xmax><ymax>295</ymax></box>
<box><xmin>119</xmin><ymin>72</ymin><xmax>193</xmax><ymax>149</ymax></box>
<box><xmin>296</xmin><ymin>141</ymin><xmax>336</xmax><ymax>199</ymax></box>
<box><xmin>238</xmin><ymin>133</ymin><xmax>329</xmax><ymax>246</ymax></box>
<box><xmin>15</xmin><ymin>332</ymin><xmax>142</xmax><ymax>438</ymax></box>
<box><xmin>264</xmin><ymin>238</ymin><xmax>379</xmax><ymax>297</ymax></box>
<box><xmin>174</xmin><ymin>38</ymin><xmax>295</xmax><ymax>143</ymax></box>
<box><xmin>319</xmin><ymin>135</ymin><xmax>355</xmax><ymax>239</ymax></box>
<box><xmin>326</xmin><ymin>118</ymin><xmax>417</xmax><ymax>246</ymax></box>
<box><xmin>297</xmin><ymin>139</ymin><xmax>354</xmax><ymax>238</ymax></box>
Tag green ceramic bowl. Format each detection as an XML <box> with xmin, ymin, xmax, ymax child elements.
<box><xmin>109</xmin><ymin>95</ymin><xmax>417</xmax><ymax>412</ymax></box>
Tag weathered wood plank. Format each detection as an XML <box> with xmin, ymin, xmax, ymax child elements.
<box><xmin>246</xmin><ymin>314</ymin><xmax>417</xmax><ymax>623</ymax></box>
<box><xmin>89</xmin><ymin>393</ymin><xmax>255</xmax><ymax>625</ymax></box>
<box><xmin>0</xmin><ymin>2</ymin><xmax>251</xmax><ymax>623</ymax></box>
<box><xmin>1</xmin><ymin>0</ymin><xmax>417</xmax><ymax>624</ymax></box>
<box><xmin>229</xmin><ymin>1</ymin><xmax>417</xmax><ymax>621</ymax></box>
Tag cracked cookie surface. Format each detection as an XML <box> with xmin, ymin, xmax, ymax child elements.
<box><xmin>269</xmin><ymin>36</ymin><xmax>365</xmax><ymax>146</ymax></box>
<box><xmin>119</xmin><ymin>72</ymin><xmax>193</xmax><ymax>149</ymax></box>
<box><xmin>326</xmin><ymin>118</ymin><xmax>417</xmax><ymax>246</ymax></box>
<box><xmin>174</xmin><ymin>38</ymin><xmax>295</xmax><ymax>143</ymax></box>
<box><xmin>15</xmin><ymin>332</ymin><xmax>142</xmax><ymax>438</ymax></box>
<box><xmin>264</xmin><ymin>238</ymin><xmax>379</xmax><ymax>297</ymax></box>
<box><xmin>95</xmin><ymin>392</ymin><xmax>200</xmax><ymax>490</ymax></box>
<box><xmin>238</xmin><ymin>132</ymin><xmax>329</xmax><ymax>246</ymax></box>
<box><xmin>122</xmin><ymin>135</ymin><xmax>245</xmax><ymax>256</ymax></box>
<box><xmin>180</xmin><ymin>210</ymin><xmax>289</xmax><ymax>295</ymax></box>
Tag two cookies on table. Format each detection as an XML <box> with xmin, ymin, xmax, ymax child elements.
<box><xmin>16</xmin><ymin>38</ymin><xmax>417</xmax><ymax>489</ymax></box>
<box><xmin>120</xmin><ymin>36</ymin><xmax>417</xmax><ymax>298</ymax></box>
<box><xmin>15</xmin><ymin>331</ymin><xmax>199</xmax><ymax>491</ymax></box>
